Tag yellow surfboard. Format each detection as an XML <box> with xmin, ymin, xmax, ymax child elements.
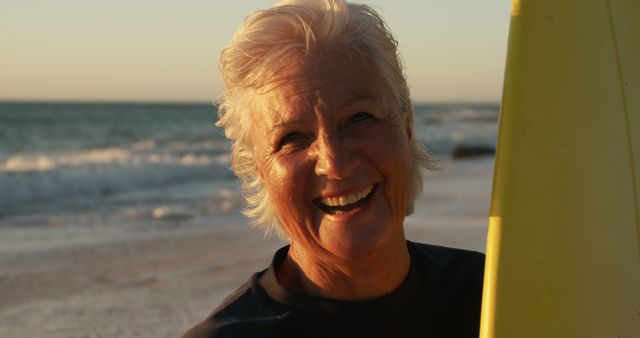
<box><xmin>480</xmin><ymin>1</ymin><xmax>640</xmax><ymax>337</ymax></box>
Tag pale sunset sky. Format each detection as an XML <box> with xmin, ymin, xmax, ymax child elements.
<box><xmin>1</xmin><ymin>1</ymin><xmax>512</xmax><ymax>103</ymax></box>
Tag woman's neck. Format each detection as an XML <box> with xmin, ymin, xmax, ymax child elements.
<box><xmin>276</xmin><ymin>238</ymin><xmax>411</xmax><ymax>301</ymax></box>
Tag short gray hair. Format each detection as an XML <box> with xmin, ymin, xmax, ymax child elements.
<box><xmin>217</xmin><ymin>0</ymin><xmax>437</xmax><ymax>238</ymax></box>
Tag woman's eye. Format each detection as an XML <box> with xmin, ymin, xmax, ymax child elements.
<box><xmin>348</xmin><ymin>112</ymin><xmax>374</xmax><ymax>126</ymax></box>
<box><xmin>277</xmin><ymin>132</ymin><xmax>307</xmax><ymax>150</ymax></box>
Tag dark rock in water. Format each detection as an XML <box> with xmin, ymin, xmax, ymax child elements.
<box><xmin>451</xmin><ymin>145</ymin><xmax>496</xmax><ymax>159</ymax></box>
<box><xmin>461</xmin><ymin>115</ymin><xmax>499</xmax><ymax>123</ymax></box>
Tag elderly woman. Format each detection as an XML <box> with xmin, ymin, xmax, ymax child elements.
<box><xmin>183</xmin><ymin>0</ymin><xmax>484</xmax><ymax>337</ymax></box>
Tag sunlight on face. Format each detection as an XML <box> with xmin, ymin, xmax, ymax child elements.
<box><xmin>249</xmin><ymin>52</ymin><xmax>414</xmax><ymax>260</ymax></box>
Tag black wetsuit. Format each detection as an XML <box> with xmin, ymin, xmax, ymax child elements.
<box><xmin>183</xmin><ymin>241</ymin><xmax>485</xmax><ymax>338</ymax></box>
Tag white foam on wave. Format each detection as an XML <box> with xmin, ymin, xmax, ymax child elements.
<box><xmin>131</xmin><ymin>140</ymin><xmax>156</xmax><ymax>150</ymax></box>
<box><xmin>1</xmin><ymin>140</ymin><xmax>230</xmax><ymax>174</ymax></box>
<box><xmin>151</xmin><ymin>206</ymin><xmax>195</xmax><ymax>220</ymax></box>
<box><xmin>2</xmin><ymin>155</ymin><xmax>57</xmax><ymax>173</ymax></box>
<box><xmin>0</xmin><ymin>161</ymin><xmax>233</xmax><ymax>215</ymax></box>
<box><xmin>0</xmin><ymin>139</ymin><xmax>234</xmax><ymax>215</ymax></box>
<box><xmin>1</xmin><ymin>148</ymin><xmax>131</xmax><ymax>173</ymax></box>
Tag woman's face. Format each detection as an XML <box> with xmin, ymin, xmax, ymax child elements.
<box><xmin>249</xmin><ymin>53</ymin><xmax>413</xmax><ymax>260</ymax></box>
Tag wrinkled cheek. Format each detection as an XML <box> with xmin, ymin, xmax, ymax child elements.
<box><xmin>272</xmin><ymin>186</ymin><xmax>303</xmax><ymax>225</ymax></box>
<box><xmin>398</xmin><ymin>155</ymin><xmax>414</xmax><ymax>216</ymax></box>
<box><xmin>389</xmin><ymin>173</ymin><xmax>412</xmax><ymax>221</ymax></box>
<box><xmin>380</xmin><ymin>142</ymin><xmax>414</xmax><ymax>221</ymax></box>
<box><xmin>265</xmin><ymin>159</ymin><xmax>314</xmax><ymax>236</ymax></box>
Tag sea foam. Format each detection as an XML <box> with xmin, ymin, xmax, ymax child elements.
<box><xmin>0</xmin><ymin>140</ymin><xmax>233</xmax><ymax>216</ymax></box>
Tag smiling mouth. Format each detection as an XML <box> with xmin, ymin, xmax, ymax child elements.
<box><xmin>315</xmin><ymin>184</ymin><xmax>376</xmax><ymax>214</ymax></box>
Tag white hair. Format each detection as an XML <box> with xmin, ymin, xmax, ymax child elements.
<box><xmin>217</xmin><ymin>0</ymin><xmax>437</xmax><ymax>239</ymax></box>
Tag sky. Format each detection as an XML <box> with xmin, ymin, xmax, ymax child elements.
<box><xmin>0</xmin><ymin>1</ymin><xmax>512</xmax><ymax>103</ymax></box>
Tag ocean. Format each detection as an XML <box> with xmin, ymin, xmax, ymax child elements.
<box><xmin>0</xmin><ymin>102</ymin><xmax>498</xmax><ymax>232</ymax></box>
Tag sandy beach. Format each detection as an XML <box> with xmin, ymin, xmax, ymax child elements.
<box><xmin>0</xmin><ymin>157</ymin><xmax>493</xmax><ymax>338</ymax></box>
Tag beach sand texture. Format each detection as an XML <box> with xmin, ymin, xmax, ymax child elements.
<box><xmin>0</xmin><ymin>158</ymin><xmax>492</xmax><ymax>338</ymax></box>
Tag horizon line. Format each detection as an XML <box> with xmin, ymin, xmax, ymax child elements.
<box><xmin>0</xmin><ymin>98</ymin><xmax>501</xmax><ymax>106</ymax></box>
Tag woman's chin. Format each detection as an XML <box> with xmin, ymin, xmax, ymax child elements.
<box><xmin>318</xmin><ymin>221</ymin><xmax>394</xmax><ymax>260</ymax></box>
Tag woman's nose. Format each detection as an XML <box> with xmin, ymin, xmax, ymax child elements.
<box><xmin>314</xmin><ymin>132</ymin><xmax>358</xmax><ymax>180</ymax></box>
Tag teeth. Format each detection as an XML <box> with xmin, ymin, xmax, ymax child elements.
<box><xmin>320</xmin><ymin>185</ymin><xmax>373</xmax><ymax>207</ymax></box>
